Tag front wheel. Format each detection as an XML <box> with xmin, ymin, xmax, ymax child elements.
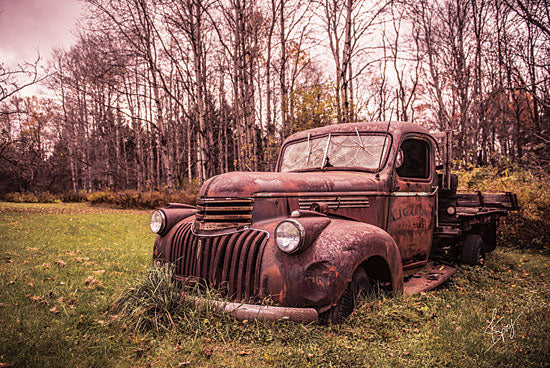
<box><xmin>319</xmin><ymin>267</ymin><xmax>371</xmax><ymax>324</ymax></box>
<box><xmin>461</xmin><ymin>234</ymin><xmax>485</xmax><ymax>266</ymax></box>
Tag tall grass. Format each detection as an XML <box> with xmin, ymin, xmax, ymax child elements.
<box><xmin>112</xmin><ymin>262</ymin><xmax>186</xmax><ymax>333</ymax></box>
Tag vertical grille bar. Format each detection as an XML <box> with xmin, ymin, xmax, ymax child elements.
<box><xmin>182</xmin><ymin>223</ymin><xmax>194</xmax><ymax>275</ymax></box>
<box><xmin>171</xmin><ymin>223</ymin><xmax>187</xmax><ymax>275</ymax></box>
<box><xmin>221</xmin><ymin>232</ymin><xmax>240</xmax><ymax>294</ymax></box>
<box><xmin>201</xmin><ymin>237</ymin><xmax>213</xmax><ymax>281</ymax></box>
<box><xmin>254</xmin><ymin>235</ymin><xmax>268</xmax><ymax>297</ymax></box>
<box><xmin>211</xmin><ymin>234</ymin><xmax>230</xmax><ymax>287</ymax></box>
<box><xmin>238</xmin><ymin>231</ymin><xmax>264</xmax><ymax>300</ymax></box>
<box><xmin>189</xmin><ymin>235</ymin><xmax>198</xmax><ymax>277</ymax></box>
<box><xmin>244</xmin><ymin>232</ymin><xmax>266</xmax><ymax>299</ymax></box>
<box><xmin>230</xmin><ymin>230</ymin><xmax>255</xmax><ymax>299</ymax></box>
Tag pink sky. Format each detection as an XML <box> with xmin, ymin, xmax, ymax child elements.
<box><xmin>0</xmin><ymin>0</ymin><xmax>83</xmax><ymax>66</ymax></box>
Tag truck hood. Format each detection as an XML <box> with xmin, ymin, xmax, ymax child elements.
<box><xmin>199</xmin><ymin>171</ymin><xmax>386</xmax><ymax>198</ymax></box>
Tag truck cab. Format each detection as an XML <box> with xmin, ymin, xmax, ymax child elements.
<box><xmin>150</xmin><ymin>122</ymin><xmax>517</xmax><ymax>323</ymax></box>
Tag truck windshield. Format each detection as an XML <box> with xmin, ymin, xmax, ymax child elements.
<box><xmin>280</xmin><ymin>133</ymin><xmax>390</xmax><ymax>172</ymax></box>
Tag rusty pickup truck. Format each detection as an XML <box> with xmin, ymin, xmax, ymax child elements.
<box><xmin>149</xmin><ymin>122</ymin><xmax>518</xmax><ymax>324</ymax></box>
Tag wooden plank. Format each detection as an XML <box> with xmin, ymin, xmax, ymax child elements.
<box><xmin>457</xmin><ymin>191</ymin><xmax>518</xmax><ymax>210</ymax></box>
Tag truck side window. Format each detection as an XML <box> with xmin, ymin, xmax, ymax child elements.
<box><xmin>396</xmin><ymin>139</ymin><xmax>430</xmax><ymax>179</ymax></box>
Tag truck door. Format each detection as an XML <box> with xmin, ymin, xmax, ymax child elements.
<box><xmin>386</xmin><ymin>136</ymin><xmax>436</xmax><ymax>266</ymax></box>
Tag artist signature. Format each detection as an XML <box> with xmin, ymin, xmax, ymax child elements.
<box><xmin>484</xmin><ymin>308</ymin><xmax>523</xmax><ymax>353</ymax></box>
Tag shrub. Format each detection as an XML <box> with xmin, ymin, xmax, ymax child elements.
<box><xmin>86</xmin><ymin>189</ymin><xmax>198</xmax><ymax>209</ymax></box>
<box><xmin>61</xmin><ymin>190</ymin><xmax>89</xmax><ymax>203</ymax></box>
<box><xmin>456</xmin><ymin>166</ymin><xmax>550</xmax><ymax>250</ymax></box>
<box><xmin>87</xmin><ymin>190</ymin><xmax>116</xmax><ymax>205</ymax></box>
<box><xmin>2</xmin><ymin>191</ymin><xmax>61</xmax><ymax>203</ymax></box>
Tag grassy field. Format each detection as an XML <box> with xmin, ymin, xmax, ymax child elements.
<box><xmin>0</xmin><ymin>202</ymin><xmax>548</xmax><ymax>367</ymax></box>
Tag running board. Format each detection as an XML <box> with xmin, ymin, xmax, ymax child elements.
<box><xmin>403</xmin><ymin>261</ymin><xmax>457</xmax><ymax>295</ymax></box>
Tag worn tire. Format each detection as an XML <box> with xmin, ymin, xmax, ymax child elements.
<box><xmin>319</xmin><ymin>267</ymin><xmax>370</xmax><ymax>324</ymax></box>
<box><xmin>461</xmin><ymin>234</ymin><xmax>485</xmax><ymax>266</ymax></box>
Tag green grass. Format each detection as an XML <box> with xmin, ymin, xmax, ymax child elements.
<box><xmin>0</xmin><ymin>202</ymin><xmax>549</xmax><ymax>367</ymax></box>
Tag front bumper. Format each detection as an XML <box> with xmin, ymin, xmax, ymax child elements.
<box><xmin>187</xmin><ymin>295</ymin><xmax>318</xmax><ymax>323</ymax></box>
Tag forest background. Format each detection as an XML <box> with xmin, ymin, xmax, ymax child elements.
<box><xmin>0</xmin><ymin>0</ymin><xmax>549</xmax><ymax>201</ymax></box>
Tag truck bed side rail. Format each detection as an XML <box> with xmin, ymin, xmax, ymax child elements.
<box><xmin>456</xmin><ymin>191</ymin><xmax>519</xmax><ymax>212</ymax></box>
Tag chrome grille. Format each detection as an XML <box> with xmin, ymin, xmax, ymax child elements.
<box><xmin>169</xmin><ymin>222</ymin><xmax>267</xmax><ymax>301</ymax></box>
<box><xmin>195</xmin><ymin>198</ymin><xmax>253</xmax><ymax>231</ymax></box>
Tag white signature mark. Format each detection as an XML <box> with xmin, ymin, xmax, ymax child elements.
<box><xmin>484</xmin><ymin>308</ymin><xmax>523</xmax><ymax>353</ymax></box>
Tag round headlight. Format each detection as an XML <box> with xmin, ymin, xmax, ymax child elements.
<box><xmin>275</xmin><ymin>220</ymin><xmax>304</xmax><ymax>253</ymax></box>
<box><xmin>150</xmin><ymin>210</ymin><xmax>166</xmax><ymax>234</ymax></box>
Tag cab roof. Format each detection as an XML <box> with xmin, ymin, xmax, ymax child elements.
<box><xmin>283</xmin><ymin>121</ymin><xmax>431</xmax><ymax>144</ymax></box>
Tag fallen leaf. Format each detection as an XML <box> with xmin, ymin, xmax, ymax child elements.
<box><xmin>388</xmin><ymin>352</ymin><xmax>394</xmax><ymax>357</ymax></box>
<box><xmin>0</xmin><ymin>362</ymin><xmax>14</xmax><ymax>367</ymax></box>
<box><xmin>55</xmin><ymin>260</ymin><xmax>66</xmax><ymax>267</ymax></box>
<box><xmin>28</xmin><ymin>281</ymin><xmax>34</xmax><ymax>287</ymax></box>
<box><xmin>178</xmin><ymin>362</ymin><xmax>190</xmax><ymax>367</ymax></box>
<box><xmin>5</xmin><ymin>256</ymin><xmax>12</xmax><ymax>263</ymax></box>
<box><xmin>49</xmin><ymin>305</ymin><xmax>60</xmax><ymax>314</ymax></box>
<box><xmin>72</xmin><ymin>257</ymin><xmax>90</xmax><ymax>263</ymax></box>
<box><xmin>84</xmin><ymin>276</ymin><xmax>96</xmax><ymax>285</ymax></box>
<box><xmin>8</xmin><ymin>281</ymin><xmax>15</xmax><ymax>285</ymax></box>
<box><xmin>30</xmin><ymin>296</ymin><xmax>48</xmax><ymax>305</ymax></box>
<box><xmin>238</xmin><ymin>351</ymin><xmax>251</xmax><ymax>356</ymax></box>
<box><xmin>42</xmin><ymin>263</ymin><xmax>51</xmax><ymax>269</ymax></box>
<box><xmin>92</xmin><ymin>270</ymin><xmax>106</xmax><ymax>275</ymax></box>
<box><xmin>0</xmin><ymin>303</ymin><xmax>6</xmax><ymax>308</ymax></box>
<box><xmin>204</xmin><ymin>346</ymin><xmax>213</xmax><ymax>358</ymax></box>
<box><xmin>174</xmin><ymin>344</ymin><xmax>183</xmax><ymax>352</ymax></box>
<box><xmin>307</xmin><ymin>353</ymin><xmax>314</xmax><ymax>358</ymax></box>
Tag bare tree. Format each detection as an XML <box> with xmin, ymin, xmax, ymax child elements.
<box><xmin>0</xmin><ymin>56</ymin><xmax>41</xmax><ymax>104</ymax></box>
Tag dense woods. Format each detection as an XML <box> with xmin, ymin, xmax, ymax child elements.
<box><xmin>1</xmin><ymin>0</ymin><xmax>549</xmax><ymax>195</ymax></box>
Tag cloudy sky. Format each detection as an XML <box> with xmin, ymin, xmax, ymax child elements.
<box><xmin>0</xmin><ymin>0</ymin><xmax>83</xmax><ymax>66</ymax></box>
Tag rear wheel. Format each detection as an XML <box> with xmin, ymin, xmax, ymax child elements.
<box><xmin>319</xmin><ymin>267</ymin><xmax>371</xmax><ymax>324</ymax></box>
<box><xmin>461</xmin><ymin>234</ymin><xmax>485</xmax><ymax>266</ymax></box>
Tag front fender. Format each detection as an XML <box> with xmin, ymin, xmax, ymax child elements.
<box><xmin>257</xmin><ymin>219</ymin><xmax>403</xmax><ymax>312</ymax></box>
